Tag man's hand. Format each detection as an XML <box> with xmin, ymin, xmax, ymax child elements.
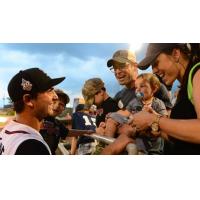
<box><xmin>101</xmin><ymin>134</ymin><xmax>135</xmax><ymax>155</ymax></box>
<box><xmin>131</xmin><ymin>111</ymin><xmax>155</xmax><ymax>131</ymax></box>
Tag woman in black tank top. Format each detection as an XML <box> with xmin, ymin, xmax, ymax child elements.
<box><xmin>132</xmin><ymin>43</ymin><xmax>200</xmax><ymax>154</ymax></box>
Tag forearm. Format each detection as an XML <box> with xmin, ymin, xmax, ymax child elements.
<box><xmin>100</xmin><ymin>135</ymin><xmax>133</xmax><ymax>155</ymax></box>
<box><xmin>101</xmin><ymin>144</ymin><xmax>116</xmax><ymax>155</ymax></box>
<box><xmin>70</xmin><ymin>137</ymin><xmax>77</xmax><ymax>155</ymax></box>
<box><xmin>68</xmin><ymin>129</ymin><xmax>94</xmax><ymax>137</ymax></box>
<box><xmin>159</xmin><ymin>117</ymin><xmax>200</xmax><ymax>143</ymax></box>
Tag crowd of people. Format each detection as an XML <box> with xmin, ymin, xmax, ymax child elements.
<box><xmin>0</xmin><ymin>43</ymin><xmax>200</xmax><ymax>155</ymax></box>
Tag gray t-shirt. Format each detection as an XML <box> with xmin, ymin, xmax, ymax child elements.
<box><xmin>127</xmin><ymin>97</ymin><xmax>168</xmax><ymax>116</ymax></box>
<box><xmin>114</xmin><ymin>83</ymin><xmax>172</xmax><ymax>110</ymax></box>
<box><xmin>114</xmin><ymin>88</ymin><xmax>136</xmax><ymax>109</ymax></box>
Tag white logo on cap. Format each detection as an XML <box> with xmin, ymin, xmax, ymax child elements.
<box><xmin>21</xmin><ymin>78</ymin><xmax>32</xmax><ymax>91</ymax></box>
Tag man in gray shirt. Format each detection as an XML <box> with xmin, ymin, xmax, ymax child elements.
<box><xmin>107</xmin><ymin>49</ymin><xmax>173</xmax><ymax>110</ymax></box>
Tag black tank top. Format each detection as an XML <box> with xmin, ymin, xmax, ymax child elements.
<box><xmin>165</xmin><ymin>65</ymin><xmax>200</xmax><ymax>154</ymax></box>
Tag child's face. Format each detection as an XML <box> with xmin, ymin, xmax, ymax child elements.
<box><xmin>94</xmin><ymin>90</ymin><xmax>104</xmax><ymax>106</ymax></box>
<box><xmin>135</xmin><ymin>77</ymin><xmax>154</xmax><ymax>100</ymax></box>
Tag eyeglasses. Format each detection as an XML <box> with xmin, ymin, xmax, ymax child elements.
<box><xmin>109</xmin><ymin>63</ymin><xmax>131</xmax><ymax>73</ymax></box>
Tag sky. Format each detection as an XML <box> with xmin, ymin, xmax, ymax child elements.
<box><xmin>0</xmin><ymin>43</ymin><xmax>150</xmax><ymax>107</ymax></box>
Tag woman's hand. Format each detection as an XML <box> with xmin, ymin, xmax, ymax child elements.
<box><xmin>131</xmin><ymin>111</ymin><xmax>155</xmax><ymax>131</ymax></box>
<box><xmin>118</xmin><ymin>124</ymin><xmax>136</xmax><ymax>138</ymax></box>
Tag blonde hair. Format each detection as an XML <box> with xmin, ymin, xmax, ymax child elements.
<box><xmin>137</xmin><ymin>73</ymin><xmax>161</xmax><ymax>92</ymax></box>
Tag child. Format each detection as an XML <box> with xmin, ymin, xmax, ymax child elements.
<box><xmin>71</xmin><ymin>104</ymin><xmax>97</xmax><ymax>155</ymax></box>
<box><xmin>82</xmin><ymin>78</ymin><xmax>119</xmax><ymax>127</ymax></box>
<box><xmin>104</xmin><ymin>73</ymin><xmax>168</xmax><ymax>154</ymax></box>
<box><xmin>82</xmin><ymin>78</ymin><xmax>119</xmax><ymax>154</ymax></box>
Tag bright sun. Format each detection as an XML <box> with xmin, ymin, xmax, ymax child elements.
<box><xmin>129</xmin><ymin>43</ymin><xmax>143</xmax><ymax>52</ymax></box>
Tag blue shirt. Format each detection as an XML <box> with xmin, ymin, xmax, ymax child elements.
<box><xmin>72</xmin><ymin>111</ymin><xmax>96</xmax><ymax>145</ymax></box>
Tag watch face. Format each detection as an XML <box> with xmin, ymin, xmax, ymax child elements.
<box><xmin>151</xmin><ymin>122</ymin><xmax>159</xmax><ymax>132</ymax></box>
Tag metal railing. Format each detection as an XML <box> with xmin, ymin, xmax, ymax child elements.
<box><xmin>58</xmin><ymin>129</ymin><xmax>138</xmax><ymax>155</ymax></box>
<box><xmin>57</xmin><ymin>143</ymin><xmax>70</xmax><ymax>155</ymax></box>
<box><xmin>89</xmin><ymin>133</ymin><xmax>138</xmax><ymax>155</ymax></box>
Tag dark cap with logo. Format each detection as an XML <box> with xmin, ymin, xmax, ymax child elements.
<box><xmin>138</xmin><ymin>43</ymin><xmax>185</xmax><ymax>70</ymax></box>
<box><xmin>8</xmin><ymin>67</ymin><xmax>65</xmax><ymax>102</ymax></box>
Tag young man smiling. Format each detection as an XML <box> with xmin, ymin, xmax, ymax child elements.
<box><xmin>0</xmin><ymin>68</ymin><xmax>65</xmax><ymax>155</ymax></box>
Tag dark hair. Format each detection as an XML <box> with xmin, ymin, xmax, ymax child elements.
<box><xmin>162</xmin><ymin>43</ymin><xmax>200</xmax><ymax>70</ymax></box>
<box><xmin>14</xmin><ymin>100</ymin><xmax>25</xmax><ymax>113</ymax></box>
<box><xmin>55</xmin><ymin>89</ymin><xmax>70</xmax><ymax>105</ymax></box>
<box><xmin>157</xmin><ymin>44</ymin><xmax>200</xmax><ymax>102</ymax></box>
<box><xmin>14</xmin><ymin>92</ymin><xmax>38</xmax><ymax>113</ymax></box>
<box><xmin>164</xmin><ymin>44</ymin><xmax>200</xmax><ymax>101</ymax></box>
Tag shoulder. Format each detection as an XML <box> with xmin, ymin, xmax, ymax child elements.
<box><xmin>192</xmin><ymin>66</ymin><xmax>200</xmax><ymax>80</ymax></box>
<box><xmin>114</xmin><ymin>88</ymin><xmax>127</xmax><ymax>98</ymax></box>
<box><xmin>105</xmin><ymin>97</ymin><xmax>118</xmax><ymax>105</ymax></box>
<box><xmin>191</xmin><ymin>62</ymin><xmax>200</xmax><ymax>79</ymax></box>
<box><xmin>103</xmin><ymin>97</ymin><xmax>119</xmax><ymax>111</ymax></box>
<box><xmin>192</xmin><ymin>68</ymin><xmax>200</xmax><ymax>116</ymax></box>
<box><xmin>72</xmin><ymin>112</ymin><xmax>84</xmax><ymax>119</ymax></box>
<box><xmin>152</xmin><ymin>97</ymin><xmax>168</xmax><ymax>115</ymax></box>
<box><xmin>15</xmin><ymin>139</ymin><xmax>50</xmax><ymax>155</ymax></box>
<box><xmin>153</xmin><ymin>97</ymin><xmax>166</xmax><ymax>106</ymax></box>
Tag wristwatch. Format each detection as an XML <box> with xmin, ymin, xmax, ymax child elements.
<box><xmin>151</xmin><ymin>114</ymin><xmax>162</xmax><ymax>132</ymax></box>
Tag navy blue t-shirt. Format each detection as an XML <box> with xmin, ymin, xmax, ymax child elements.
<box><xmin>72</xmin><ymin>112</ymin><xmax>96</xmax><ymax>145</ymax></box>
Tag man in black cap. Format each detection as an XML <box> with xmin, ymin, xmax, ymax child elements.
<box><xmin>107</xmin><ymin>49</ymin><xmax>173</xmax><ymax>111</ymax></box>
<box><xmin>0</xmin><ymin>68</ymin><xmax>65</xmax><ymax>155</ymax></box>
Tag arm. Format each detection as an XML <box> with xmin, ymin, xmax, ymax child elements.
<box><xmin>132</xmin><ymin>71</ymin><xmax>200</xmax><ymax>143</ymax></box>
<box><xmin>193</xmin><ymin>70</ymin><xmax>200</xmax><ymax>117</ymax></box>
<box><xmin>101</xmin><ymin>134</ymin><xmax>134</xmax><ymax>155</ymax></box>
<box><xmin>132</xmin><ymin>111</ymin><xmax>200</xmax><ymax>143</ymax></box>
<box><xmin>68</xmin><ymin>129</ymin><xmax>95</xmax><ymax>137</ymax></box>
<box><xmin>70</xmin><ymin>137</ymin><xmax>78</xmax><ymax>155</ymax></box>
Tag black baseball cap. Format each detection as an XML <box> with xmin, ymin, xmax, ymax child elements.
<box><xmin>8</xmin><ymin>67</ymin><xmax>65</xmax><ymax>102</ymax></box>
<box><xmin>138</xmin><ymin>43</ymin><xmax>184</xmax><ymax>70</ymax></box>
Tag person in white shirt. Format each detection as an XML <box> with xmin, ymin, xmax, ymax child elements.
<box><xmin>0</xmin><ymin>67</ymin><xmax>65</xmax><ymax>155</ymax></box>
